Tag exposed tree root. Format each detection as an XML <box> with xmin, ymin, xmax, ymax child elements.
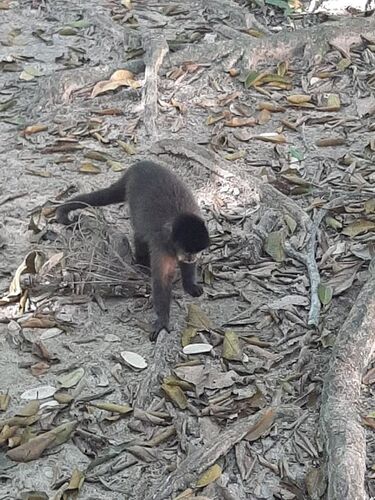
<box><xmin>141</xmin><ymin>32</ymin><xmax>169</xmax><ymax>138</ymax></box>
<box><xmin>166</xmin><ymin>15</ymin><xmax>375</xmax><ymax>69</ymax></box>
<box><xmin>320</xmin><ymin>275</ymin><xmax>375</xmax><ymax>500</ymax></box>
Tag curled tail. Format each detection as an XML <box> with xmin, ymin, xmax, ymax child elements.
<box><xmin>55</xmin><ymin>173</ymin><xmax>128</xmax><ymax>225</ymax></box>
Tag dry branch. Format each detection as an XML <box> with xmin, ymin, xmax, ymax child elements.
<box><xmin>320</xmin><ymin>276</ymin><xmax>375</xmax><ymax>500</ymax></box>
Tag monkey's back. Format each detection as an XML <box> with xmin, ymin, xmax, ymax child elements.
<box><xmin>124</xmin><ymin>161</ymin><xmax>200</xmax><ymax>241</ymax></box>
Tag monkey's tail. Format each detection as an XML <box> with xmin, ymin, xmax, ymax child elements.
<box><xmin>55</xmin><ymin>173</ymin><xmax>128</xmax><ymax>225</ymax></box>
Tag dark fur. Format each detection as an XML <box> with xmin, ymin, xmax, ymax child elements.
<box><xmin>55</xmin><ymin>161</ymin><xmax>209</xmax><ymax>340</ymax></box>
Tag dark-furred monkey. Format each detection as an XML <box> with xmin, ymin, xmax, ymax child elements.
<box><xmin>56</xmin><ymin>161</ymin><xmax>210</xmax><ymax>340</ymax></box>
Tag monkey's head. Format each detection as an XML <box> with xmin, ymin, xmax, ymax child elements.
<box><xmin>172</xmin><ymin>214</ymin><xmax>209</xmax><ymax>263</ymax></box>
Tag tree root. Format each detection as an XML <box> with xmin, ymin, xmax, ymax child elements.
<box><xmin>166</xmin><ymin>15</ymin><xmax>375</xmax><ymax>69</ymax></box>
<box><xmin>141</xmin><ymin>31</ymin><xmax>169</xmax><ymax>138</ymax></box>
<box><xmin>320</xmin><ymin>275</ymin><xmax>375</xmax><ymax>500</ymax></box>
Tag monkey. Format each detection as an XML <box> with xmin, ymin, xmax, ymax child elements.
<box><xmin>55</xmin><ymin>161</ymin><xmax>210</xmax><ymax>341</ymax></box>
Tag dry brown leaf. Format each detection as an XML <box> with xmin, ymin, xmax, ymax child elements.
<box><xmin>21</xmin><ymin>124</ymin><xmax>48</xmax><ymax>136</ymax></box>
<box><xmin>181</xmin><ymin>326</ymin><xmax>198</xmax><ymax>347</ymax></box>
<box><xmin>7</xmin><ymin>421</ymin><xmax>77</xmax><ymax>462</ymax></box>
<box><xmin>224</xmin><ymin>117</ymin><xmax>256</xmax><ymax>127</ymax></box>
<box><xmin>89</xmin><ymin>402</ymin><xmax>132</xmax><ymax>415</ymax></box>
<box><xmin>91</xmin><ymin>69</ymin><xmax>141</xmax><ymax>98</ymax></box>
<box><xmin>245</xmin><ymin>408</ymin><xmax>275</xmax><ymax>441</ymax></box>
<box><xmin>252</xmin><ymin>133</ymin><xmax>287</xmax><ymax>143</ymax></box>
<box><xmin>161</xmin><ymin>383</ymin><xmax>188</xmax><ymax>410</ymax></box>
<box><xmin>257</xmin><ymin>101</ymin><xmax>285</xmax><ymax>112</ymax></box>
<box><xmin>342</xmin><ymin>220</ymin><xmax>375</xmax><ymax>237</ymax></box>
<box><xmin>316</xmin><ymin>137</ymin><xmax>346</xmax><ymax>147</ymax></box>
<box><xmin>257</xmin><ymin>108</ymin><xmax>271</xmax><ymax>125</ymax></box>
<box><xmin>287</xmin><ymin>94</ymin><xmax>311</xmax><ymax>104</ymax></box>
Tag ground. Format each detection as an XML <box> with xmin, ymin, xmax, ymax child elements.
<box><xmin>0</xmin><ymin>0</ymin><xmax>374</xmax><ymax>499</ymax></box>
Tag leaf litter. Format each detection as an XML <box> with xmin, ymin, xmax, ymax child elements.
<box><xmin>0</xmin><ymin>0</ymin><xmax>374</xmax><ymax>499</ymax></box>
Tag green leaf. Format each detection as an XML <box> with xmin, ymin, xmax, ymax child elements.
<box><xmin>318</xmin><ymin>283</ymin><xmax>333</xmax><ymax>305</ymax></box>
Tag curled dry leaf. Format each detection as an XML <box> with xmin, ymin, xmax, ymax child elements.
<box><xmin>252</xmin><ymin>133</ymin><xmax>287</xmax><ymax>144</ymax></box>
<box><xmin>287</xmin><ymin>94</ymin><xmax>312</xmax><ymax>104</ymax></box>
<box><xmin>91</xmin><ymin>69</ymin><xmax>141</xmax><ymax>98</ymax></box>
<box><xmin>121</xmin><ymin>351</ymin><xmax>148</xmax><ymax>370</ymax></box>
<box><xmin>90</xmin><ymin>402</ymin><xmax>132</xmax><ymax>415</ymax></box>
<box><xmin>224</xmin><ymin>117</ymin><xmax>256</xmax><ymax>127</ymax></box>
<box><xmin>0</xmin><ymin>394</ymin><xmax>10</xmax><ymax>412</ymax></box>
<box><xmin>6</xmin><ymin>421</ymin><xmax>77</xmax><ymax>462</ymax></box>
<box><xmin>57</xmin><ymin>368</ymin><xmax>85</xmax><ymax>389</ymax></box>
<box><xmin>20</xmin><ymin>385</ymin><xmax>56</xmax><ymax>400</ymax></box>
<box><xmin>0</xmin><ymin>250</ymin><xmax>45</xmax><ymax>304</ymax></box>
<box><xmin>245</xmin><ymin>408</ymin><xmax>275</xmax><ymax>441</ymax></box>
<box><xmin>315</xmin><ymin>137</ymin><xmax>346</xmax><ymax>147</ymax></box>
<box><xmin>183</xmin><ymin>343</ymin><xmax>213</xmax><ymax>355</ymax></box>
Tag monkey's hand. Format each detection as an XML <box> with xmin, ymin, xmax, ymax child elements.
<box><xmin>184</xmin><ymin>283</ymin><xmax>203</xmax><ymax>297</ymax></box>
<box><xmin>150</xmin><ymin>320</ymin><xmax>170</xmax><ymax>342</ymax></box>
<box><xmin>55</xmin><ymin>208</ymin><xmax>78</xmax><ymax>226</ymax></box>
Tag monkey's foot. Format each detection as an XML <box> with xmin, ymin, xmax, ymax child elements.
<box><xmin>150</xmin><ymin>320</ymin><xmax>170</xmax><ymax>341</ymax></box>
<box><xmin>184</xmin><ymin>283</ymin><xmax>203</xmax><ymax>297</ymax></box>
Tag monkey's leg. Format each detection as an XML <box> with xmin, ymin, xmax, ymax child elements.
<box><xmin>134</xmin><ymin>235</ymin><xmax>150</xmax><ymax>268</ymax></box>
<box><xmin>150</xmin><ymin>252</ymin><xmax>176</xmax><ymax>341</ymax></box>
<box><xmin>179</xmin><ymin>261</ymin><xmax>203</xmax><ymax>297</ymax></box>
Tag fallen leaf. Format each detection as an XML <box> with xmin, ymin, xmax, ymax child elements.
<box><xmin>66</xmin><ymin>468</ymin><xmax>85</xmax><ymax>492</ymax></box>
<box><xmin>224</xmin><ymin>117</ymin><xmax>256</xmax><ymax>127</ymax></box>
<box><xmin>89</xmin><ymin>402</ymin><xmax>132</xmax><ymax>415</ymax></box>
<box><xmin>264</xmin><ymin>230</ymin><xmax>285</xmax><ymax>262</ymax></box>
<box><xmin>21</xmin><ymin>124</ymin><xmax>48</xmax><ymax>136</ymax></box>
<box><xmin>342</xmin><ymin>220</ymin><xmax>375</xmax><ymax>237</ymax></box>
<box><xmin>287</xmin><ymin>94</ymin><xmax>311</xmax><ymax>104</ymax></box>
<box><xmin>0</xmin><ymin>394</ymin><xmax>10</xmax><ymax>411</ymax></box>
<box><xmin>57</xmin><ymin>368</ymin><xmax>85</xmax><ymax>389</ymax></box>
<box><xmin>186</xmin><ymin>304</ymin><xmax>212</xmax><ymax>331</ymax></box>
<box><xmin>7</xmin><ymin>421</ymin><xmax>77</xmax><ymax>462</ymax></box>
<box><xmin>181</xmin><ymin>326</ymin><xmax>198</xmax><ymax>347</ymax></box>
<box><xmin>20</xmin><ymin>385</ymin><xmax>56</xmax><ymax>400</ymax></box>
<box><xmin>318</xmin><ymin>283</ymin><xmax>333</xmax><ymax>305</ymax></box>
<box><xmin>161</xmin><ymin>383</ymin><xmax>187</xmax><ymax>410</ymax></box>
<box><xmin>79</xmin><ymin>162</ymin><xmax>101</xmax><ymax>174</ymax></box>
<box><xmin>91</xmin><ymin>69</ymin><xmax>141</xmax><ymax>98</ymax></box>
<box><xmin>196</xmin><ymin>463</ymin><xmax>222</xmax><ymax>487</ymax></box>
<box><xmin>315</xmin><ymin>137</ymin><xmax>346</xmax><ymax>147</ymax></box>
<box><xmin>245</xmin><ymin>408</ymin><xmax>275</xmax><ymax>441</ymax></box>
<box><xmin>16</xmin><ymin>400</ymin><xmax>40</xmax><ymax>417</ymax></box>
<box><xmin>252</xmin><ymin>133</ymin><xmax>287</xmax><ymax>143</ymax></box>
<box><xmin>222</xmin><ymin>330</ymin><xmax>242</xmax><ymax>361</ymax></box>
